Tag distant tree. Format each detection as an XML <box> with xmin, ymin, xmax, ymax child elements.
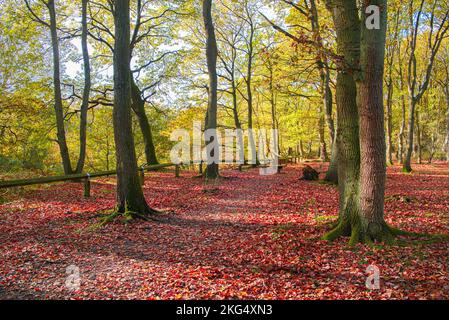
<box><xmin>403</xmin><ymin>0</ymin><xmax>449</xmax><ymax>172</ymax></box>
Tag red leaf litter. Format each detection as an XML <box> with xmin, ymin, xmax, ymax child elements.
<box><xmin>0</xmin><ymin>163</ymin><xmax>448</xmax><ymax>300</ymax></box>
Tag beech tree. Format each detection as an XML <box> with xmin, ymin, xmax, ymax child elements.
<box><xmin>203</xmin><ymin>0</ymin><xmax>219</xmax><ymax>179</ymax></box>
<box><xmin>112</xmin><ymin>0</ymin><xmax>155</xmax><ymax>217</ymax></box>
<box><xmin>402</xmin><ymin>0</ymin><xmax>449</xmax><ymax>172</ymax></box>
<box><xmin>25</xmin><ymin>0</ymin><xmax>74</xmax><ymax>174</ymax></box>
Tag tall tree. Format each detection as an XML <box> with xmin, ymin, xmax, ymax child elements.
<box><xmin>203</xmin><ymin>0</ymin><xmax>219</xmax><ymax>179</ymax></box>
<box><xmin>75</xmin><ymin>0</ymin><xmax>91</xmax><ymax>173</ymax></box>
<box><xmin>384</xmin><ymin>6</ymin><xmax>400</xmax><ymax>166</ymax></box>
<box><xmin>357</xmin><ymin>0</ymin><xmax>391</xmax><ymax>242</ymax></box>
<box><xmin>403</xmin><ymin>0</ymin><xmax>449</xmax><ymax>172</ymax></box>
<box><xmin>322</xmin><ymin>0</ymin><xmax>361</xmax><ymax>244</ymax></box>
<box><xmin>112</xmin><ymin>0</ymin><xmax>155</xmax><ymax>216</ymax></box>
<box><xmin>25</xmin><ymin>0</ymin><xmax>73</xmax><ymax>174</ymax></box>
<box><xmin>263</xmin><ymin>0</ymin><xmax>337</xmax><ymax>179</ymax></box>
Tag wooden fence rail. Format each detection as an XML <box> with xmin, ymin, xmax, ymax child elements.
<box><xmin>0</xmin><ymin>157</ymin><xmax>299</xmax><ymax>198</ymax></box>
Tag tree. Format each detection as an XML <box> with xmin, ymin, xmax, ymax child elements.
<box><xmin>357</xmin><ymin>0</ymin><xmax>391</xmax><ymax>242</ymax></box>
<box><xmin>25</xmin><ymin>0</ymin><xmax>74</xmax><ymax>174</ymax></box>
<box><xmin>76</xmin><ymin>0</ymin><xmax>91</xmax><ymax>173</ymax></box>
<box><xmin>403</xmin><ymin>0</ymin><xmax>449</xmax><ymax>172</ymax></box>
<box><xmin>112</xmin><ymin>0</ymin><xmax>155</xmax><ymax>217</ymax></box>
<box><xmin>262</xmin><ymin>0</ymin><xmax>338</xmax><ymax>180</ymax></box>
<box><xmin>203</xmin><ymin>0</ymin><xmax>219</xmax><ymax>179</ymax></box>
<box><xmin>322</xmin><ymin>0</ymin><xmax>361</xmax><ymax>244</ymax></box>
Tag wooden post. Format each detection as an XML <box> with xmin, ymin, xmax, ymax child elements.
<box><xmin>199</xmin><ymin>161</ymin><xmax>203</xmax><ymax>175</ymax></box>
<box><xmin>239</xmin><ymin>164</ymin><xmax>243</xmax><ymax>172</ymax></box>
<box><xmin>139</xmin><ymin>167</ymin><xmax>145</xmax><ymax>186</ymax></box>
<box><xmin>175</xmin><ymin>164</ymin><xmax>180</xmax><ymax>178</ymax></box>
<box><xmin>83</xmin><ymin>174</ymin><xmax>91</xmax><ymax>198</ymax></box>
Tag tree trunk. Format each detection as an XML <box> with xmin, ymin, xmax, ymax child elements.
<box><xmin>244</xmin><ymin>4</ymin><xmax>257</xmax><ymax>166</ymax></box>
<box><xmin>203</xmin><ymin>0</ymin><xmax>219</xmax><ymax>179</ymax></box>
<box><xmin>130</xmin><ymin>78</ymin><xmax>159</xmax><ymax>165</ymax></box>
<box><xmin>444</xmin><ymin>87</ymin><xmax>449</xmax><ymax>162</ymax></box>
<box><xmin>356</xmin><ymin>0</ymin><xmax>391</xmax><ymax>243</ymax></box>
<box><xmin>403</xmin><ymin>99</ymin><xmax>416</xmax><ymax>172</ymax></box>
<box><xmin>416</xmin><ymin>109</ymin><xmax>422</xmax><ymax>164</ymax></box>
<box><xmin>75</xmin><ymin>0</ymin><xmax>90</xmax><ymax>174</ymax></box>
<box><xmin>113</xmin><ymin>0</ymin><xmax>153</xmax><ymax>215</ymax></box>
<box><xmin>386</xmin><ymin>74</ymin><xmax>394</xmax><ymax>166</ymax></box>
<box><xmin>231</xmin><ymin>78</ymin><xmax>244</xmax><ymax>163</ymax></box>
<box><xmin>323</xmin><ymin>0</ymin><xmax>361</xmax><ymax>244</ymax></box>
<box><xmin>48</xmin><ymin>0</ymin><xmax>73</xmax><ymax>174</ymax></box>
<box><xmin>397</xmin><ymin>59</ymin><xmax>407</xmax><ymax>164</ymax></box>
<box><xmin>444</xmin><ymin>88</ymin><xmax>449</xmax><ymax>161</ymax></box>
<box><xmin>325</xmin><ymin>132</ymin><xmax>338</xmax><ymax>183</ymax></box>
<box><xmin>318</xmin><ymin>111</ymin><xmax>328</xmax><ymax>162</ymax></box>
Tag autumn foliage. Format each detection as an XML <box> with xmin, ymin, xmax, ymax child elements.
<box><xmin>1</xmin><ymin>164</ymin><xmax>448</xmax><ymax>300</ymax></box>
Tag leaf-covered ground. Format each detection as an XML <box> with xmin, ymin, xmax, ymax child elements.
<box><xmin>0</xmin><ymin>163</ymin><xmax>448</xmax><ymax>300</ymax></box>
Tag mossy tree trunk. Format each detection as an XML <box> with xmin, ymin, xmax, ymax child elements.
<box><xmin>323</xmin><ymin>0</ymin><xmax>361</xmax><ymax>244</ymax></box>
<box><xmin>325</xmin><ymin>0</ymin><xmax>393</xmax><ymax>245</ymax></box>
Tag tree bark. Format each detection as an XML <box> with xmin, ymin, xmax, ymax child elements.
<box><xmin>113</xmin><ymin>0</ymin><xmax>153</xmax><ymax>215</ymax></box>
<box><xmin>48</xmin><ymin>0</ymin><xmax>73</xmax><ymax>174</ymax></box>
<box><xmin>444</xmin><ymin>86</ymin><xmax>449</xmax><ymax>161</ymax></box>
<box><xmin>323</xmin><ymin>0</ymin><xmax>361</xmax><ymax>244</ymax></box>
<box><xmin>75</xmin><ymin>0</ymin><xmax>91</xmax><ymax>174</ymax></box>
<box><xmin>203</xmin><ymin>0</ymin><xmax>219</xmax><ymax>179</ymax></box>
<box><xmin>325</xmin><ymin>132</ymin><xmax>338</xmax><ymax>183</ymax></box>
<box><xmin>403</xmin><ymin>99</ymin><xmax>416</xmax><ymax>172</ymax></box>
<box><xmin>357</xmin><ymin>0</ymin><xmax>392</xmax><ymax>243</ymax></box>
<box><xmin>130</xmin><ymin>78</ymin><xmax>159</xmax><ymax>165</ymax></box>
<box><xmin>246</xmin><ymin>9</ymin><xmax>257</xmax><ymax>166</ymax></box>
<box><xmin>385</xmin><ymin>70</ymin><xmax>394</xmax><ymax>166</ymax></box>
<box><xmin>416</xmin><ymin>109</ymin><xmax>422</xmax><ymax>164</ymax></box>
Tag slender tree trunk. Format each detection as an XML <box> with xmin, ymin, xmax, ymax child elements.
<box><xmin>113</xmin><ymin>0</ymin><xmax>153</xmax><ymax>215</ymax></box>
<box><xmin>398</xmin><ymin>61</ymin><xmax>406</xmax><ymax>164</ymax></box>
<box><xmin>325</xmin><ymin>132</ymin><xmax>338</xmax><ymax>183</ymax></box>
<box><xmin>48</xmin><ymin>0</ymin><xmax>73</xmax><ymax>174</ymax></box>
<box><xmin>416</xmin><ymin>109</ymin><xmax>422</xmax><ymax>164</ymax></box>
<box><xmin>444</xmin><ymin>87</ymin><xmax>449</xmax><ymax>162</ymax></box>
<box><xmin>318</xmin><ymin>110</ymin><xmax>328</xmax><ymax>162</ymax></box>
<box><xmin>298</xmin><ymin>140</ymin><xmax>304</xmax><ymax>158</ymax></box>
<box><xmin>75</xmin><ymin>0</ymin><xmax>90</xmax><ymax>174</ymax></box>
<box><xmin>203</xmin><ymin>0</ymin><xmax>219</xmax><ymax>179</ymax></box>
<box><xmin>403</xmin><ymin>99</ymin><xmax>416</xmax><ymax>172</ymax></box>
<box><xmin>130</xmin><ymin>78</ymin><xmax>159</xmax><ymax>165</ymax></box>
<box><xmin>386</xmin><ymin>75</ymin><xmax>394</xmax><ymax>165</ymax></box>
<box><xmin>231</xmin><ymin>78</ymin><xmax>244</xmax><ymax>163</ymax></box>
<box><xmin>309</xmin><ymin>0</ymin><xmax>329</xmax><ymax>163</ymax></box>
<box><xmin>245</xmin><ymin>6</ymin><xmax>257</xmax><ymax>166</ymax></box>
<box><xmin>444</xmin><ymin>88</ymin><xmax>449</xmax><ymax>161</ymax></box>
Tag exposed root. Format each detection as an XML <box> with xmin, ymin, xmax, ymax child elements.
<box><xmin>323</xmin><ymin>221</ymin><xmax>449</xmax><ymax>246</ymax></box>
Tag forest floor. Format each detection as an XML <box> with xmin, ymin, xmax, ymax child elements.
<box><xmin>0</xmin><ymin>163</ymin><xmax>448</xmax><ymax>300</ymax></box>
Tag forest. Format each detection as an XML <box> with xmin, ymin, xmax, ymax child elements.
<box><xmin>0</xmin><ymin>0</ymin><xmax>448</xmax><ymax>301</ymax></box>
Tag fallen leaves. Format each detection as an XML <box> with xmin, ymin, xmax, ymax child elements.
<box><xmin>0</xmin><ymin>163</ymin><xmax>448</xmax><ymax>300</ymax></box>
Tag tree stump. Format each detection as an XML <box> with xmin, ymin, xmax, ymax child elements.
<box><xmin>300</xmin><ymin>165</ymin><xmax>319</xmax><ymax>181</ymax></box>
